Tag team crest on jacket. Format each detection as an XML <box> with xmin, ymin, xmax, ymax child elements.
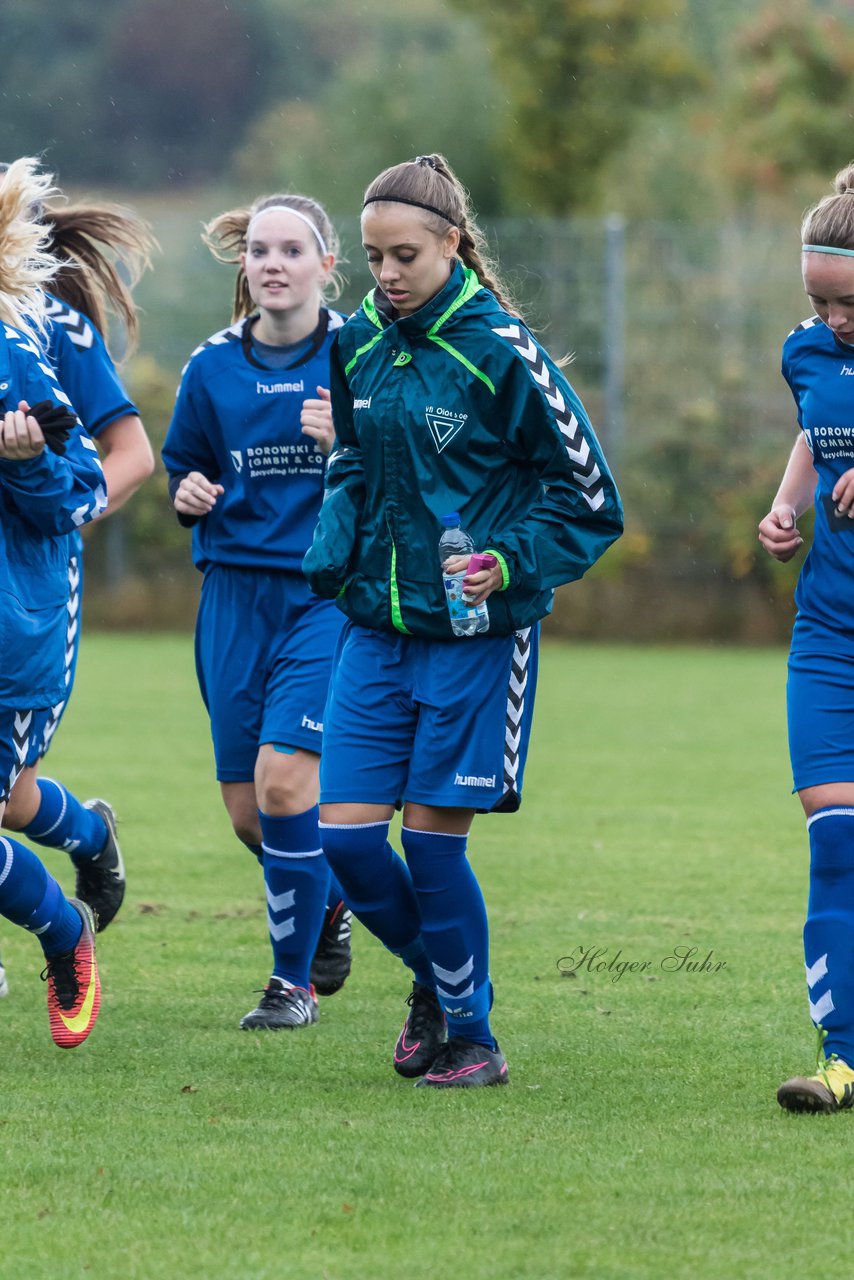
<box><xmin>425</xmin><ymin>405</ymin><xmax>468</xmax><ymax>454</ymax></box>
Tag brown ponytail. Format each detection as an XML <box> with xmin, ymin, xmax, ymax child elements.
<box><xmin>41</xmin><ymin>203</ymin><xmax>155</xmax><ymax>357</ymax></box>
<box><xmin>363</xmin><ymin>153</ymin><xmax>521</xmax><ymax>318</ymax></box>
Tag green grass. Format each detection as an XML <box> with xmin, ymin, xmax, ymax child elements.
<box><xmin>1</xmin><ymin>636</ymin><xmax>841</xmax><ymax>1279</ymax></box>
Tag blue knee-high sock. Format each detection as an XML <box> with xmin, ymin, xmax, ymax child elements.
<box><xmin>318</xmin><ymin>821</ymin><xmax>434</xmax><ymax>988</ymax></box>
<box><xmin>327</xmin><ymin>870</ymin><xmax>346</xmax><ymax>910</ymax></box>
<box><xmin>260</xmin><ymin>806</ymin><xmax>330</xmax><ymax>989</ymax></box>
<box><xmin>804</xmin><ymin>807</ymin><xmax>854</xmax><ymax>1064</ymax></box>
<box><xmin>401</xmin><ymin>827</ymin><xmax>494</xmax><ymax>1048</ymax></box>
<box><xmin>20</xmin><ymin>778</ymin><xmax>107</xmax><ymax>861</ymax></box>
<box><xmin>240</xmin><ymin>838</ymin><xmax>263</xmax><ymax>866</ymax></box>
<box><xmin>0</xmin><ymin>835</ymin><xmax>83</xmax><ymax>956</ymax></box>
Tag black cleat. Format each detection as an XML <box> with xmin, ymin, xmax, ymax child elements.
<box><xmin>393</xmin><ymin>983</ymin><xmax>446</xmax><ymax>1078</ymax></box>
<box><xmin>415</xmin><ymin>1038</ymin><xmax>509</xmax><ymax>1089</ymax></box>
<box><xmin>73</xmin><ymin>800</ymin><xmax>125</xmax><ymax>931</ymax></box>
<box><xmin>240</xmin><ymin>978</ymin><xmax>318</xmax><ymax>1030</ymax></box>
<box><xmin>310</xmin><ymin>899</ymin><xmax>352</xmax><ymax>996</ymax></box>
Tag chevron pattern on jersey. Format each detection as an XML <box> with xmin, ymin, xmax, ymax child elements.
<box><xmin>789</xmin><ymin>315</ymin><xmax>823</xmax><ymax>336</ymax></box>
<box><xmin>492</xmin><ymin>323</ymin><xmax>605</xmax><ymax>512</ymax></box>
<box><xmin>502</xmin><ymin>628</ymin><xmax>531</xmax><ymax>803</ymax></box>
<box><xmin>44</xmin><ymin>297</ymin><xmax>94</xmax><ymax>349</ymax></box>
<box><xmin>181</xmin><ymin>322</ymin><xmax>244</xmax><ymax>375</ymax></box>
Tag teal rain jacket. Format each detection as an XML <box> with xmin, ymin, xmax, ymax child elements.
<box><xmin>303</xmin><ymin>263</ymin><xmax>623</xmax><ymax>640</ymax></box>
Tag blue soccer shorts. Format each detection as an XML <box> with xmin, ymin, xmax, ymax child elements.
<box><xmin>319</xmin><ymin>621</ymin><xmax>539</xmax><ymax>812</ymax></box>
<box><xmin>788</xmin><ymin>638</ymin><xmax>854</xmax><ymax>791</ymax></box>
<box><xmin>0</xmin><ymin>707</ymin><xmax>54</xmax><ymax>803</ymax></box>
<box><xmin>195</xmin><ymin>566</ymin><xmax>343</xmax><ymax>782</ymax></box>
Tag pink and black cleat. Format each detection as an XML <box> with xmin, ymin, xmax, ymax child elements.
<box><xmin>415</xmin><ymin>1037</ymin><xmax>509</xmax><ymax>1088</ymax></box>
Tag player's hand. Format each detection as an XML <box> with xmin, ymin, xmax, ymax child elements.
<box><xmin>757</xmin><ymin>504</ymin><xmax>803</xmax><ymax>562</ymax></box>
<box><xmin>301</xmin><ymin>386</ymin><xmax>334</xmax><ymax>456</ymax></box>
<box><xmin>443</xmin><ymin>554</ymin><xmax>504</xmax><ymax>605</ymax></box>
<box><xmin>173</xmin><ymin>470</ymin><xmax>223</xmax><ymax>517</ymax></box>
<box><xmin>0</xmin><ymin>400</ymin><xmax>46</xmax><ymax>459</ymax></box>
<box><xmin>832</xmin><ymin>467</ymin><xmax>854</xmax><ymax>517</ymax></box>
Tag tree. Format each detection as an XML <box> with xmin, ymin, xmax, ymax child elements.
<box><xmin>448</xmin><ymin>0</ymin><xmax>701</xmax><ymax>214</ymax></box>
<box><xmin>722</xmin><ymin>0</ymin><xmax>854</xmax><ymax>198</ymax></box>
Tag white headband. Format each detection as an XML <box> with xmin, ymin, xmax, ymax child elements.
<box><xmin>246</xmin><ymin>205</ymin><xmax>329</xmax><ymax>256</ymax></box>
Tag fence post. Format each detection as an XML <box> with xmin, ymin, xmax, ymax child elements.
<box><xmin>603</xmin><ymin>213</ymin><xmax>626</xmax><ymax>466</ymax></box>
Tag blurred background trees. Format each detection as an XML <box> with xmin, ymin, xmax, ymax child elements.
<box><xmin>3</xmin><ymin>0</ymin><xmax>853</xmax><ymax>638</ymax></box>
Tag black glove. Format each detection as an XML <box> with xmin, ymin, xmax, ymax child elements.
<box><xmin>26</xmin><ymin>400</ymin><xmax>78</xmax><ymax>456</ymax></box>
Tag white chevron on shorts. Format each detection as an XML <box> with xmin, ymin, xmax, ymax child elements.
<box><xmin>809</xmin><ymin>989</ymin><xmax>835</xmax><ymax>1023</ymax></box>
<box><xmin>501</xmin><ymin>629</ymin><xmax>531</xmax><ymax>803</ymax></box>
<box><xmin>805</xmin><ymin>953</ymin><xmax>829</xmax><ymax>989</ymax></box>
<box><xmin>492</xmin><ymin>321</ymin><xmax>605</xmax><ymax>511</ymax></box>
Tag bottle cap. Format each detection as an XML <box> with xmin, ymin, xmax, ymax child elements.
<box><xmin>440</xmin><ymin>512</ymin><xmax>460</xmax><ymax>527</ymax></box>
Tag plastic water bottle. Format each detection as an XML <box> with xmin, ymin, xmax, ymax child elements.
<box><xmin>438</xmin><ymin>513</ymin><xmax>490</xmax><ymax>636</ymax></box>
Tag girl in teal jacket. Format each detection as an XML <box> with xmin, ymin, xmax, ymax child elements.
<box><xmin>305</xmin><ymin>153</ymin><xmax>622</xmax><ymax>1087</ymax></box>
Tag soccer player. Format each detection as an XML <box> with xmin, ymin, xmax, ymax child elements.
<box><xmin>0</xmin><ymin>157</ymin><xmax>107</xmax><ymax>1047</ymax></box>
<box><xmin>162</xmin><ymin>194</ymin><xmax>352</xmax><ymax>1030</ymax></box>
<box><xmin>761</xmin><ymin>164</ymin><xmax>854</xmax><ymax>1113</ymax></box>
<box><xmin>304</xmin><ymin>153</ymin><xmax>623</xmax><ymax>1087</ymax></box>
<box><xmin>1</xmin><ymin>184</ymin><xmax>156</xmax><ymax>933</ymax></box>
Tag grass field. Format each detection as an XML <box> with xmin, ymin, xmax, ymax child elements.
<box><xmin>1</xmin><ymin>635</ymin><xmax>842</xmax><ymax>1279</ymax></box>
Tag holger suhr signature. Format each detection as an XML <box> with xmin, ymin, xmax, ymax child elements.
<box><xmin>557</xmin><ymin>945</ymin><xmax>727</xmax><ymax>984</ymax></box>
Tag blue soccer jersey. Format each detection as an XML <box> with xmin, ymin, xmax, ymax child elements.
<box><xmin>0</xmin><ymin>322</ymin><xmax>106</xmax><ymax>709</ymax></box>
<box><xmin>161</xmin><ymin>309</ymin><xmax>345</xmax><ymax>574</ymax></box>
<box><xmin>783</xmin><ymin>316</ymin><xmax>854</xmax><ymax>647</ymax></box>
<box><xmin>44</xmin><ymin>294</ymin><xmax>138</xmax><ymax>439</ymax></box>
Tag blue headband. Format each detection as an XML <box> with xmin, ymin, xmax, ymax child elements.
<box><xmin>802</xmin><ymin>244</ymin><xmax>854</xmax><ymax>258</ymax></box>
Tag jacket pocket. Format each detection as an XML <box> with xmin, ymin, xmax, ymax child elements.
<box><xmin>0</xmin><ymin>589</ymin><xmax>66</xmax><ymax>706</ymax></box>
<box><xmin>336</xmin><ymin>571</ymin><xmax>392</xmax><ymax>632</ymax></box>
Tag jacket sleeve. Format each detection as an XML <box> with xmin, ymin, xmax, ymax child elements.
<box><xmin>302</xmin><ymin>337</ymin><xmax>366</xmax><ymax>597</ymax></box>
<box><xmin>485</xmin><ymin>339</ymin><xmax>623</xmax><ymax>591</ymax></box>
<box><xmin>0</xmin><ymin>353</ymin><xmax>107</xmax><ymax>536</ymax></box>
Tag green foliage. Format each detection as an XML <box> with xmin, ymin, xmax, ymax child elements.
<box><xmin>449</xmin><ymin>0</ymin><xmax>702</xmax><ymax>214</ymax></box>
<box><xmin>236</xmin><ymin>13</ymin><xmax>506</xmax><ymax>215</ymax></box>
<box><xmin>723</xmin><ymin>0</ymin><xmax>854</xmax><ymax>198</ymax></box>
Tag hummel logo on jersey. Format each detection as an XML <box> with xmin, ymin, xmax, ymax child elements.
<box><xmin>230</xmin><ymin>450</ymin><xmax>243</xmax><ymax>473</ymax></box>
<box><xmin>301</xmin><ymin>715</ymin><xmax>323</xmax><ymax>732</ymax></box>
<box><xmin>354</xmin><ymin>398</ymin><xmax>372</xmax><ymax>410</ymax></box>
<box><xmin>257</xmin><ymin>380</ymin><xmax>305</xmax><ymax>394</ymax></box>
<box><xmin>842</xmin><ymin>365</ymin><xmax>854</xmax><ymax>376</ymax></box>
<box><xmin>454</xmin><ymin>772</ymin><xmax>496</xmax><ymax>787</ymax></box>
<box><xmin>425</xmin><ymin>405</ymin><xmax>468</xmax><ymax>454</ymax></box>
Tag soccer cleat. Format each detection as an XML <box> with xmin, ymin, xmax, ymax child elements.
<box><xmin>42</xmin><ymin>898</ymin><xmax>101</xmax><ymax>1049</ymax></box>
<box><xmin>0</xmin><ymin>955</ymin><xmax>8</xmax><ymax>998</ymax></box>
<box><xmin>239</xmin><ymin>978</ymin><xmax>318</xmax><ymax>1030</ymax></box>
<box><xmin>310</xmin><ymin>899</ymin><xmax>353</xmax><ymax>996</ymax></box>
<box><xmin>777</xmin><ymin>1056</ymin><xmax>854</xmax><ymax>1113</ymax></box>
<box><xmin>415</xmin><ymin>1037</ymin><xmax>509</xmax><ymax>1089</ymax></box>
<box><xmin>393</xmin><ymin>982</ymin><xmax>447</xmax><ymax>1078</ymax></box>
<box><xmin>74</xmin><ymin>799</ymin><xmax>126</xmax><ymax>931</ymax></box>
